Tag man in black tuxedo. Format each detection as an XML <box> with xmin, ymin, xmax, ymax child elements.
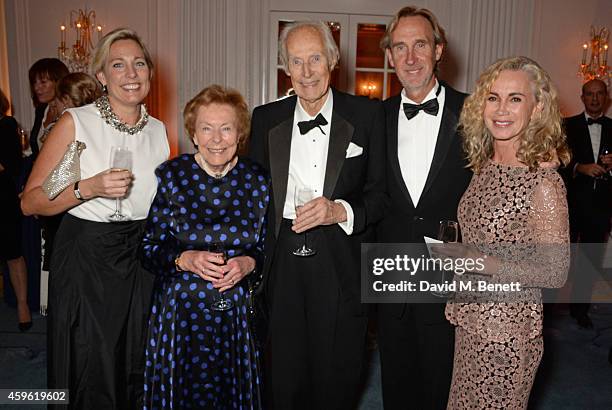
<box><xmin>249</xmin><ymin>21</ymin><xmax>386</xmax><ymax>410</ymax></box>
<box><xmin>564</xmin><ymin>79</ymin><xmax>611</xmax><ymax>328</ymax></box>
<box><xmin>376</xmin><ymin>7</ymin><xmax>472</xmax><ymax>410</ymax></box>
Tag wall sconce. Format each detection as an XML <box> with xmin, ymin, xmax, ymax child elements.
<box><xmin>58</xmin><ymin>8</ymin><xmax>103</xmax><ymax>73</ymax></box>
<box><xmin>578</xmin><ymin>26</ymin><xmax>610</xmax><ymax>85</ymax></box>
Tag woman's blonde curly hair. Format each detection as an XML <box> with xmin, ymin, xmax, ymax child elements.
<box><xmin>460</xmin><ymin>56</ymin><xmax>570</xmax><ymax>173</ymax></box>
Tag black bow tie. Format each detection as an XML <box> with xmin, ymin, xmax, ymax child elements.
<box><xmin>403</xmin><ymin>99</ymin><xmax>439</xmax><ymax>120</ymax></box>
<box><xmin>587</xmin><ymin>117</ymin><xmax>604</xmax><ymax>125</ymax></box>
<box><xmin>402</xmin><ymin>84</ymin><xmax>442</xmax><ymax>120</ymax></box>
<box><xmin>298</xmin><ymin>113</ymin><xmax>328</xmax><ymax>135</ymax></box>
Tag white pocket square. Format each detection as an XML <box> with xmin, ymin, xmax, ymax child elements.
<box><xmin>346</xmin><ymin>142</ymin><xmax>363</xmax><ymax>158</ymax></box>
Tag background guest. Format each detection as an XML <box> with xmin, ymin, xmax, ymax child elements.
<box><xmin>21</xmin><ymin>28</ymin><xmax>169</xmax><ymax>408</ymax></box>
<box><xmin>26</xmin><ymin>58</ymin><xmax>69</xmax><ymax>279</ymax></box>
<box><xmin>27</xmin><ymin>58</ymin><xmax>69</xmax><ymax>158</ymax></box>
<box><xmin>0</xmin><ymin>88</ymin><xmax>31</xmax><ymax>331</ymax></box>
<box><xmin>41</xmin><ymin>72</ymin><xmax>102</xmax><ymax>144</ymax></box>
<box><xmin>141</xmin><ymin>84</ymin><xmax>268</xmax><ymax>409</ymax></box>
<box><xmin>37</xmin><ymin>72</ymin><xmax>103</xmax><ymax>275</ymax></box>
<box><xmin>55</xmin><ymin>72</ymin><xmax>103</xmax><ymax>111</ymax></box>
<box><xmin>440</xmin><ymin>56</ymin><xmax>570</xmax><ymax>409</ymax></box>
<box><xmin>564</xmin><ymin>79</ymin><xmax>611</xmax><ymax>328</ymax></box>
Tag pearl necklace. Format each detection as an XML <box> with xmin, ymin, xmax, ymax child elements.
<box><xmin>95</xmin><ymin>94</ymin><xmax>149</xmax><ymax>135</ymax></box>
<box><xmin>195</xmin><ymin>152</ymin><xmax>236</xmax><ymax>179</ymax></box>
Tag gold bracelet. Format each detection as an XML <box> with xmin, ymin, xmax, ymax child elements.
<box><xmin>174</xmin><ymin>254</ymin><xmax>183</xmax><ymax>271</ymax></box>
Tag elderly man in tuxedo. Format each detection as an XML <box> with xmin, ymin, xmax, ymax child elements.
<box><xmin>565</xmin><ymin>79</ymin><xmax>611</xmax><ymax>328</ymax></box>
<box><xmin>376</xmin><ymin>6</ymin><xmax>472</xmax><ymax>410</ymax></box>
<box><xmin>249</xmin><ymin>21</ymin><xmax>386</xmax><ymax>410</ymax></box>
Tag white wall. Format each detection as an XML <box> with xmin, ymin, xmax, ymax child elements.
<box><xmin>4</xmin><ymin>0</ymin><xmax>180</xmax><ymax>155</ymax></box>
<box><xmin>3</xmin><ymin>0</ymin><xmax>611</xmax><ymax>156</ymax></box>
<box><xmin>265</xmin><ymin>0</ymin><xmax>612</xmax><ymax>117</ymax></box>
<box><xmin>533</xmin><ymin>0</ymin><xmax>612</xmax><ymax>116</ymax></box>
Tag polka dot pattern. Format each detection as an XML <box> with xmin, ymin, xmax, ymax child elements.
<box><xmin>142</xmin><ymin>155</ymin><xmax>269</xmax><ymax>409</ymax></box>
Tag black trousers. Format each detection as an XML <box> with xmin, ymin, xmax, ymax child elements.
<box><xmin>48</xmin><ymin>215</ymin><xmax>153</xmax><ymax>410</ymax></box>
<box><xmin>377</xmin><ymin>303</ymin><xmax>454</xmax><ymax>410</ymax></box>
<box><xmin>267</xmin><ymin>220</ymin><xmax>368</xmax><ymax>410</ymax></box>
<box><xmin>570</xmin><ymin>205</ymin><xmax>611</xmax><ymax>318</ymax></box>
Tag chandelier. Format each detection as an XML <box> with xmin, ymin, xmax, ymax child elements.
<box><xmin>58</xmin><ymin>8</ymin><xmax>102</xmax><ymax>73</ymax></box>
<box><xmin>361</xmin><ymin>82</ymin><xmax>378</xmax><ymax>97</ymax></box>
<box><xmin>578</xmin><ymin>26</ymin><xmax>610</xmax><ymax>84</ymax></box>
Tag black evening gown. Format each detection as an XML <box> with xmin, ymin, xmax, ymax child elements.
<box><xmin>48</xmin><ymin>215</ymin><xmax>153</xmax><ymax>410</ymax></box>
<box><xmin>141</xmin><ymin>155</ymin><xmax>270</xmax><ymax>409</ymax></box>
<box><xmin>0</xmin><ymin>115</ymin><xmax>23</xmax><ymax>261</ymax></box>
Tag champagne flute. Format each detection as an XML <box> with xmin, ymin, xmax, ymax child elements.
<box><xmin>292</xmin><ymin>187</ymin><xmax>317</xmax><ymax>257</ymax></box>
<box><xmin>598</xmin><ymin>149</ymin><xmax>611</xmax><ymax>179</ymax></box>
<box><xmin>209</xmin><ymin>241</ymin><xmax>234</xmax><ymax>311</ymax></box>
<box><xmin>108</xmin><ymin>146</ymin><xmax>133</xmax><ymax>221</ymax></box>
<box><xmin>431</xmin><ymin>220</ymin><xmax>459</xmax><ymax>298</ymax></box>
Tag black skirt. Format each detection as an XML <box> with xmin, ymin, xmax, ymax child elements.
<box><xmin>48</xmin><ymin>214</ymin><xmax>153</xmax><ymax>410</ymax></box>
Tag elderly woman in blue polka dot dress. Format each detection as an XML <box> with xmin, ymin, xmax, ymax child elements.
<box><xmin>140</xmin><ymin>85</ymin><xmax>270</xmax><ymax>409</ymax></box>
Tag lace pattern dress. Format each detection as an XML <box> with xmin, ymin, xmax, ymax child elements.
<box><xmin>445</xmin><ymin>162</ymin><xmax>569</xmax><ymax>409</ymax></box>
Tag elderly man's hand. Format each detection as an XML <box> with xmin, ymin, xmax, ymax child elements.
<box><xmin>292</xmin><ymin>197</ymin><xmax>347</xmax><ymax>233</ymax></box>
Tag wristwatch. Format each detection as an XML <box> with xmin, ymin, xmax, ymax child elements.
<box><xmin>73</xmin><ymin>181</ymin><xmax>85</xmax><ymax>201</ymax></box>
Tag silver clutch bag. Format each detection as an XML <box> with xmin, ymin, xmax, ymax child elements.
<box><xmin>42</xmin><ymin>140</ymin><xmax>86</xmax><ymax>200</ymax></box>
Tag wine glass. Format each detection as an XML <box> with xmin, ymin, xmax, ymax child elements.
<box><xmin>108</xmin><ymin>146</ymin><xmax>133</xmax><ymax>221</ymax></box>
<box><xmin>598</xmin><ymin>149</ymin><xmax>611</xmax><ymax>180</ymax></box>
<box><xmin>209</xmin><ymin>241</ymin><xmax>234</xmax><ymax>311</ymax></box>
<box><xmin>292</xmin><ymin>187</ymin><xmax>316</xmax><ymax>257</ymax></box>
<box><xmin>431</xmin><ymin>220</ymin><xmax>459</xmax><ymax>298</ymax></box>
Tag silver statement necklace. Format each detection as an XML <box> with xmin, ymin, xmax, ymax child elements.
<box><xmin>95</xmin><ymin>94</ymin><xmax>149</xmax><ymax>135</ymax></box>
<box><xmin>194</xmin><ymin>152</ymin><xmax>235</xmax><ymax>179</ymax></box>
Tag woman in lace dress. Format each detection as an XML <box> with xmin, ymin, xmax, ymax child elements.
<box><xmin>439</xmin><ymin>56</ymin><xmax>571</xmax><ymax>409</ymax></box>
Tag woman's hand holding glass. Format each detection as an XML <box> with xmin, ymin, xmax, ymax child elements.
<box><xmin>215</xmin><ymin>256</ymin><xmax>256</xmax><ymax>292</ymax></box>
<box><xmin>430</xmin><ymin>242</ymin><xmax>498</xmax><ymax>276</ymax></box>
<box><xmin>77</xmin><ymin>169</ymin><xmax>132</xmax><ymax>200</ymax></box>
<box><xmin>178</xmin><ymin>250</ymin><xmax>228</xmax><ymax>282</ymax></box>
<box><xmin>177</xmin><ymin>251</ymin><xmax>254</xmax><ymax>290</ymax></box>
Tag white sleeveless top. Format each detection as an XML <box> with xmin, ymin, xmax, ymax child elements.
<box><xmin>66</xmin><ymin>103</ymin><xmax>169</xmax><ymax>222</ymax></box>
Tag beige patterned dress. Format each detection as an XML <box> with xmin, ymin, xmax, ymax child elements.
<box><xmin>445</xmin><ymin>162</ymin><xmax>570</xmax><ymax>409</ymax></box>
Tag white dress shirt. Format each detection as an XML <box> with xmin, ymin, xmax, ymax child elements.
<box><xmin>397</xmin><ymin>81</ymin><xmax>446</xmax><ymax>206</ymax></box>
<box><xmin>283</xmin><ymin>91</ymin><xmax>354</xmax><ymax>234</ymax></box>
<box><xmin>67</xmin><ymin>103</ymin><xmax>169</xmax><ymax>222</ymax></box>
<box><xmin>585</xmin><ymin>113</ymin><xmax>602</xmax><ymax>161</ymax></box>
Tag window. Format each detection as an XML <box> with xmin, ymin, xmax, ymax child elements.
<box><xmin>349</xmin><ymin>17</ymin><xmax>402</xmax><ymax>100</ymax></box>
<box><xmin>269</xmin><ymin>12</ymin><xmax>348</xmax><ymax>101</ymax></box>
<box><xmin>269</xmin><ymin>12</ymin><xmax>401</xmax><ymax>102</ymax></box>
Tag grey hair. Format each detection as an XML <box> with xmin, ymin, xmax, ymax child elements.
<box><xmin>278</xmin><ymin>21</ymin><xmax>340</xmax><ymax>72</ymax></box>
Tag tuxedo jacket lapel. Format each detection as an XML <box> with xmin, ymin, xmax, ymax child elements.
<box><xmin>387</xmin><ymin>95</ymin><xmax>415</xmax><ymax>209</ymax></box>
<box><xmin>323</xmin><ymin>108</ymin><xmax>354</xmax><ymax>198</ymax></box>
<box><xmin>599</xmin><ymin>118</ymin><xmax>611</xmax><ymax>156</ymax></box>
<box><xmin>269</xmin><ymin>117</ymin><xmax>294</xmax><ymax>237</ymax></box>
<box><xmin>421</xmin><ymin>89</ymin><xmax>461</xmax><ymax>201</ymax></box>
<box><xmin>579</xmin><ymin>117</ymin><xmax>596</xmax><ymax>163</ymax></box>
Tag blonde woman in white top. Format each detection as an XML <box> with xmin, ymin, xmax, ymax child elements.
<box><xmin>22</xmin><ymin>28</ymin><xmax>169</xmax><ymax>409</ymax></box>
